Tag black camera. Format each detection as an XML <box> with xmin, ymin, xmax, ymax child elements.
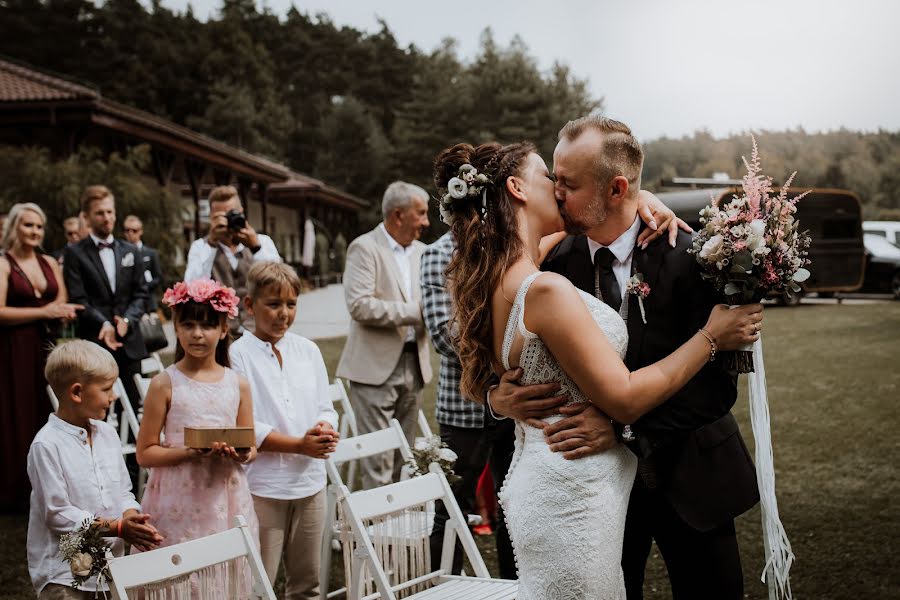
<box><xmin>225</xmin><ymin>209</ymin><xmax>246</xmax><ymax>231</ymax></box>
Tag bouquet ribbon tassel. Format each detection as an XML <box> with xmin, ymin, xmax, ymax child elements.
<box><xmin>749</xmin><ymin>333</ymin><xmax>794</xmax><ymax>600</ymax></box>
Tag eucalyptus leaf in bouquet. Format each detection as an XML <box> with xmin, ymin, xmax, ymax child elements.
<box><xmin>689</xmin><ymin>136</ymin><xmax>812</xmax><ymax>372</ymax></box>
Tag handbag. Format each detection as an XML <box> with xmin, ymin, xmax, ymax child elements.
<box><xmin>139</xmin><ymin>312</ymin><xmax>169</xmax><ymax>352</ymax></box>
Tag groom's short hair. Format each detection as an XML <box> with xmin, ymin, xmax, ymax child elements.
<box><xmin>559</xmin><ymin>116</ymin><xmax>643</xmax><ymax>196</ymax></box>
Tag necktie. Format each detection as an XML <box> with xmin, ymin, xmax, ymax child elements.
<box><xmin>97</xmin><ymin>241</ymin><xmax>114</xmax><ymax>250</ymax></box>
<box><xmin>594</xmin><ymin>247</ymin><xmax>621</xmax><ymax>313</ymax></box>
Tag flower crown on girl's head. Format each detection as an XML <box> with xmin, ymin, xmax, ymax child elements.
<box><xmin>162</xmin><ymin>279</ymin><xmax>240</xmax><ymax>318</ymax></box>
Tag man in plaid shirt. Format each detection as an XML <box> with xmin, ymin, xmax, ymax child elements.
<box><xmin>420</xmin><ymin>231</ymin><xmax>516</xmax><ymax>579</ymax></box>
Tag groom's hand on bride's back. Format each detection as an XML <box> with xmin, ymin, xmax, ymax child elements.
<box><xmin>490</xmin><ymin>368</ymin><xmax>568</xmax><ymax>426</ymax></box>
<box><xmin>543</xmin><ymin>403</ymin><xmax>617</xmax><ymax>460</ymax></box>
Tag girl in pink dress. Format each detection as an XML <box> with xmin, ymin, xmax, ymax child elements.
<box><xmin>136</xmin><ymin>279</ymin><xmax>259</xmax><ymax>597</ymax></box>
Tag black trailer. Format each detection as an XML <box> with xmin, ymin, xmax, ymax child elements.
<box><xmin>657</xmin><ymin>187</ymin><xmax>865</xmax><ymax>302</ymax></box>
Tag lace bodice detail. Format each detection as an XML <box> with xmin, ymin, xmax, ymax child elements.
<box><xmin>497</xmin><ymin>272</ymin><xmax>636</xmax><ymax>600</ymax></box>
<box><xmin>502</xmin><ymin>271</ymin><xmax>629</xmax><ymax>399</ymax></box>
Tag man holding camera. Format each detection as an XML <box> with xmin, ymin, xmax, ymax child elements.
<box><xmin>184</xmin><ymin>185</ymin><xmax>281</xmax><ymax>337</ymax></box>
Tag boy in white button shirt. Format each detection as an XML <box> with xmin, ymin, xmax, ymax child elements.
<box><xmin>229</xmin><ymin>262</ymin><xmax>339</xmax><ymax>599</ymax></box>
<box><xmin>28</xmin><ymin>341</ymin><xmax>162</xmax><ymax>600</ymax></box>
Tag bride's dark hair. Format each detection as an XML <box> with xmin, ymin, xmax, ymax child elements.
<box><xmin>433</xmin><ymin>141</ymin><xmax>536</xmax><ymax>401</ymax></box>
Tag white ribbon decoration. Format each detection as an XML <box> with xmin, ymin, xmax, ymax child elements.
<box><xmin>748</xmin><ymin>334</ymin><xmax>794</xmax><ymax>600</ymax></box>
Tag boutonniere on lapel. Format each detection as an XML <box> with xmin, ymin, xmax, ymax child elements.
<box><xmin>121</xmin><ymin>252</ymin><xmax>134</xmax><ymax>268</ymax></box>
<box><xmin>625</xmin><ymin>273</ymin><xmax>650</xmax><ymax>324</ymax></box>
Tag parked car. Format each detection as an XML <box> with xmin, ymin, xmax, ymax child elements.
<box><xmin>863</xmin><ymin>221</ymin><xmax>900</xmax><ymax>246</ymax></box>
<box><xmin>862</xmin><ymin>233</ymin><xmax>900</xmax><ymax>299</ymax></box>
<box><xmin>659</xmin><ymin>187</ymin><xmax>865</xmax><ymax>304</ymax></box>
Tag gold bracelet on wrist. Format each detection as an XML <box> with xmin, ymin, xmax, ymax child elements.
<box><xmin>698</xmin><ymin>328</ymin><xmax>717</xmax><ymax>362</ymax></box>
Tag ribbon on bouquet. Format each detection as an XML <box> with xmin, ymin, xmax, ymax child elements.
<box><xmin>747</xmin><ymin>334</ymin><xmax>794</xmax><ymax>600</ymax></box>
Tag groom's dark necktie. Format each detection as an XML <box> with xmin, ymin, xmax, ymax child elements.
<box><xmin>593</xmin><ymin>247</ymin><xmax>622</xmax><ymax>313</ymax></box>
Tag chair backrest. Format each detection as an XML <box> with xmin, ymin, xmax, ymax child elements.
<box><xmin>325</xmin><ymin>419</ymin><xmax>412</xmax><ymax>487</ymax></box>
<box><xmin>46</xmin><ymin>384</ymin><xmax>59</xmax><ymax>412</ymax></box>
<box><xmin>107</xmin><ymin>515</ymin><xmax>275</xmax><ymax>600</ymax></box>
<box><xmin>416</xmin><ymin>409</ymin><xmax>433</xmax><ymax>438</ymax></box>
<box><xmin>140</xmin><ymin>352</ymin><xmax>165</xmax><ymax>376</ymax></box>
<box><xmin>338</xmin><ymin>464</ymin><xmax>492</xmax><ymax>600</ymax></box>
<box><xmin>329</xmin><ymin>378</ymin><xmax>357</xmax><ymax>440</ymax></box>
<box><xmin>105</xmin><ymin>379</ymin><xmax>140</xmax><ymax>455</ymax></box>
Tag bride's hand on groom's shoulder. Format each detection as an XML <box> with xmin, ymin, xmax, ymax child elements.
<box><xmin>543</xmin><ymin>403</ymin><xmax>617</xmax><ymax>460</ymax></box>
<box><xmin>490</xmin><ymin>368</ymin><xmax>569</xmax><ymax>425</ymax></box>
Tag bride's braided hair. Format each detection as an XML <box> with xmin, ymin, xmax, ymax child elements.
<box><xmin>433</xmin><ymin>141</ymin><xmax>535</xmax><ymax>401</ymax></box>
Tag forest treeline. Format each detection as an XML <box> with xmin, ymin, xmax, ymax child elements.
<box><xmin>2</xmin><ymin>0</ymin><xmax>898</xmax><ymax>231</ymax></box>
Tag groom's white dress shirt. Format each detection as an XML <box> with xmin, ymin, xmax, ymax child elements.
<box><xmin>587</xmin><ymin>215</ymin><xmax>641</xmax><ymax>304</ymax></box>
<box><xmin>229</xmin><ymin>331</ymin><xmax>339</xmax><ymax>500</ymax></box>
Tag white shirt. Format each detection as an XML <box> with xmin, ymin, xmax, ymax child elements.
<box><xmin>89</xmin><ymin>233</ymin><xmax>116</xmax><ymax>291</ymax></box>
<box><xmin>229</xmin><ymin>332</ymin><xmax>339</xmax><ymax>500</ymax></box>
<box><xmin>379</xmin><ymin>223</ymin><xmax>416</xmax><ymax>342</ymax></box>
<box><xmin>587</xmin><ymin>215</ymin><xmax>642</xmax><ymax>303</ymax></box>
<box><xmin>184</xmin><ymin>234</ymin><xmax>281</xmax><ymax>282</ymax></box>
<box><xmin>27</xmin><ymin>415</ymin><xmax>141</xmax><ymax>595</ymax></box>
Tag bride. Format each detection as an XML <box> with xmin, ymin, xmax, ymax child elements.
<box><xmin>432</xmin><ymin>141</ymin><xmax>762</xmax><ymax>599</ymax></box>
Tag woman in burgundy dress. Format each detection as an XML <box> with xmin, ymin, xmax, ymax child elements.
<box><xmin>0</xmin><ymin>203</ymin><xmax>82</xmax><ymax>513</ymax></box>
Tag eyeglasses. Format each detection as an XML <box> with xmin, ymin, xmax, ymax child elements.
<box><xmin>124</xmin><ymin>228</ymin><xmax>141</xmax><ymax>233</ymax></box>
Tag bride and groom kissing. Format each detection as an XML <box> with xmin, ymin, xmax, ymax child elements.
<box><xmin>434</xmin><ymin>116</ymin><xmax>762</xmax><ymax>599</ymax></box>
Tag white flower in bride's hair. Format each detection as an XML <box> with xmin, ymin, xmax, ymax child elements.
<box><xmin>447</xmin><ymin>177</ymin><xmax>468</xmax><ymax>199</ymax></box>
<box><xmin>70</xmin><ymin>552</ymin><xmax>93</xmax><ymax>578</ymax></box>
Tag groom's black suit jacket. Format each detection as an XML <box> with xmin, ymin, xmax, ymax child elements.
<box><xmin>64</xmin><ymin>237</ymin><xmax>148</xmax><ymax>361</ymax></box>
<box><xmin>542</xmin><ymin>230</ymin><xmax>759</xmax><ymax>532</ymax></box>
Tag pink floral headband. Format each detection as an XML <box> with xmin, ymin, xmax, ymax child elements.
<box><xmin>162</xmin><ymin>279</ymin><xmax>240</xmax><ymax>318</ymax></box>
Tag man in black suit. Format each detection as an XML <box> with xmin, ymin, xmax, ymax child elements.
<box><xmin>64</xmin><ymin>185</ymin><xmax>148</xmax><ymax>407</ymax></box>
<box><xmin>490</xmin><ymin>116</ymin><xmax>760</xmax><ymax>599</ymax></box>
<box><xmin>123</xmin><ymin>214</ymin><xmax>162</xmax><ymax>312</ymax></box>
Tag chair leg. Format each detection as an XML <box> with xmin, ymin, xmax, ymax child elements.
<box><xmin>319</xmin><ymin>487</ymin><xmax>337</xmax><ymax>600</ymax></box>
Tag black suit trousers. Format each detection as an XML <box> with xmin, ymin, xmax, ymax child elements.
<box><xmin>623</xmin><ymin>475</ymin><xmax>744</xmax><ymax>600</ymax></box>
<box><xmin>429</xmin><ymin>419</ymin><xmax>516</xmax><ymax>580</ymax></box>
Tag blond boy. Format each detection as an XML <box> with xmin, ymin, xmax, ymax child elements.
<box><xmin>228</xmin><ymin>262</ymin><xmax>338</xmax><ymax>599</ymax></box>
<box><xmin>27</xmin><ymin>341</ymin><xmax>161</xmax><ymax>599</ymax></box>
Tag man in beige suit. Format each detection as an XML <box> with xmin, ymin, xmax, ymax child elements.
<box><xmin>337</xmin><ymin>181</ymin><xmax>433</xmax><ymax>489</ymax></box>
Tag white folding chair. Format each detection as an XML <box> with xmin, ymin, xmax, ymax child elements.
<box><xmin>338</xmin><ymin>463</ymin><xmax>517</xmax><ymax>600</ymax></box>
<box><xmin>107</xmin><ymin>515</ymin><xmax>275</xmax><ymax>600</ymax></box>
<box><xmin>320</xmin><ymin>420</ymin><xmax>420</xmax><ymax>599</ymax></box>
<box><xmin>46</xmin><ymin>384</ymin><xmax>59</xmax><ymax>412</ymax></box>
<box><xmin>140</xmin><ymin>352</ymin><xmax>165</xmax><ymax>377</ymax></box>
<box><xmin>330</xmin><ymin>378</ymin><xmax>358</xmax><ymax>441</ymax></box>
<box><xmin>416</xmin><ymin>410</ymin><xmax>433</xmax><ymax>438</ymax></box>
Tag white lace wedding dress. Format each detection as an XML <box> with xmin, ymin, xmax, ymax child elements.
<box><xmin>498</xmin><ymin>272</ymin><xmax>638</xmax><ymax>599</ymax></box>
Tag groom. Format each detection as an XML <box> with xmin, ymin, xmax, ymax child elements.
<box><xmin>489</xmin><ymin>116</ymin><xmax>759</xmax><ymax>599</ymax></box>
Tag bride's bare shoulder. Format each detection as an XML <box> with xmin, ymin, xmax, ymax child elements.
<box><xmin>526</xmin><ymin>272</ymin><xmax>581</xmax><ymax>303</ymax></box>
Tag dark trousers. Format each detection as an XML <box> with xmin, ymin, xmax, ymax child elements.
<box><xmin>429</xmin><ymin>419</ymin><xmax>516</xmax><ymax>580</ymax></box>
<box><xmin>622</xmin><ymin>475</ymin><xmax>744</xmax><ymax>600</ymax></box>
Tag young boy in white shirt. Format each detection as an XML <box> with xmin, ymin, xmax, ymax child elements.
<box><xmin>229</xmin><ymin>262</ymin><xmax>339</xmax><ymax>599</ymax></box>
<box><xmin>28</xmin><ymin>341</ymin><xmax>162</xmax><ymax>599</ymax></box>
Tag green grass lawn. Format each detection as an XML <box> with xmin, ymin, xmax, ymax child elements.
<box><xmin>2</xmin><ymin>302</ymin><xmax>898</xmax><ymax>598</ymax></box>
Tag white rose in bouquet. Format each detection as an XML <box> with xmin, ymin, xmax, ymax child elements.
<box><xmin>699</xmin><ymin>234</ymin><xmax>726</xmax><ymax>264</ymax></box>
<box><xmin>70</xmin><ymin>552</ymin><xmax>93</xmax><ymax>578</ymax></box>
<box><xmin>438</xmin><ymin>447</ymin><xmax>458</xmax><ymax>462</ymax></box>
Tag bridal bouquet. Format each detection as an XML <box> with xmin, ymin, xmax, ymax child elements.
<box><xmin>58</xmin><ymin>517</ymin><xmax>112</xmax><ymax>591</ymax></box>
<box><xmin>690</xmin><ymin>136</ymin><xmax>811</xmax><ymax>372</ymax></box>
<box><xmin>405</xmin><ymin>435</ymin><xmax>462</xmax><ymax>486</ymax></box>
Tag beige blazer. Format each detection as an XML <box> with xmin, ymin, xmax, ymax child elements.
<box><xmin>336</xmin><ymin>226</ymin><xmax>433</xmax><ymax>386</ymax></box>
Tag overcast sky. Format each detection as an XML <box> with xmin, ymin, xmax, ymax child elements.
<box><xmin>156</xmin><ymin>0</ymin><xmax>900</xmax><ymax>142</ymax></box>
